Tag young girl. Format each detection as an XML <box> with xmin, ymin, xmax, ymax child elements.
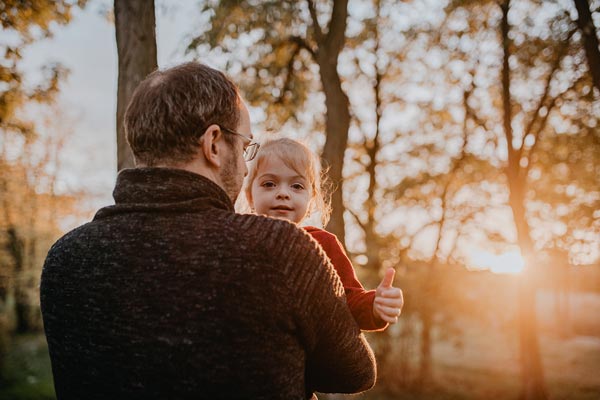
<box><xmin>245</xmin><ymin>138</ymin><xmax>403</xmax><ymax>331</ymax></box>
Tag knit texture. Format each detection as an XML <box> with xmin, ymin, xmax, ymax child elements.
<box><xmin>304</xmin><ymin>227</ymin><xmax>387</xmax><ymax>332</ymax></box>
<box><xmin>40</xmin><ymin>168</ymin><xmax>375</xmax><ymax>400</ymax></box>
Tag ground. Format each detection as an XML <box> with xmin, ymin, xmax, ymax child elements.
<box><xmin>2</xmin><ymin>292</ymin><xmax>599</xmax><ymax>399</ymax></box>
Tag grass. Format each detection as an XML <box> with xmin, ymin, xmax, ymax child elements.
<box><xmin>0</xmin><ymin>334</ymin><xmax>56</xmax><ymax>400</ymax></box>
<box><xmin>358</xmin><ymin>313</ymin><xmax>600</xmax><ymax>400</ymax></box>
<box><xmin>2</xmin><ymin>329</ymin><xmax>599</xmax><ymax>400</ymax></box>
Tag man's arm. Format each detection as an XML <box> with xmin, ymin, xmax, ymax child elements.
<box><xmin>279</xmin><ymin>228</ymin><xmax>376</xmax><ymax>394</ymax></box>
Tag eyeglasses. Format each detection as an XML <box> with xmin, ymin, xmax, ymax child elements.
<box><xmin>219</xmin><ymin>126</ymin><xmax>260</xmax><ymax>162</ymax></box>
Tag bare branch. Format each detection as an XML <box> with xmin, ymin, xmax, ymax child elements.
<box><xmin>306</xmin><ymin>0</ymin><xmax>324</xmax><ymax>43</ymax></box>
<box><xmin>574</xmin><ymin>0</ymin><xmax>600</xmax><ymax>93</ymax></box>
<box><xmin>274</xmin><ymin>44</ymin><xmax>302</xmax><ymax>105</ymax></box>
<box><xmin>522</xmin><ymin>74</ymin><xmax>588</xmax><ymax>180</ymax></box>
<box><xmin>289</xmin><ymin>35</ymin><xmax>316</xmax><ymax>60</ymax></box>
<box><xmin>521</xmin><ymin>104</ymin><xmax>552</xmax><ymax>183</ymax></box>
<box><xmin>412</xmin><ymin>221</ymin><xmax>440</xmax><ymax>242</ymax></box>
<box><xmin>500</xmin><ymin>0</ymin><xmax>518</xmax><ymax>178</ymax></box>
<box><xmin>346</xmin><ymin>206</ymin><xmax>367</xmax><ymax>233</ymax></box>
<box><xmin>464</xmin><ymin>77</ymin><xmax>494</xmax><ymax>135</ymax></box>
<box><xmin>324</xmin><ymin>0</ymin><xmax>349</xmax><ymax>55</ymax></box>
<box><xmin>466</xmin><ymin>107</ymin><xmax>493</xmax><ymax>134</ymax></box>
<box><xmin>517</xmin><ymin>27</ymin><xmax>576</xmax><ymax>162</ymax></box>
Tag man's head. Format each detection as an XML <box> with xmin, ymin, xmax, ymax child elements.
<box><xmin>125</xmin><ymin>62</ymin><xmax>253</xmax><ymax>202</ymax></box>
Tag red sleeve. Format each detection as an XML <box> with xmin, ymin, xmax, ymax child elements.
<box><xmin>304</xmin><ymin>227</ymin><xmax>387</xmax><ymax>332</ymax></box>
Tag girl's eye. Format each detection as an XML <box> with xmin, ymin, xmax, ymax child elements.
<box><xmin>261</xmin><ymin>181</ymin><xmax>276</xmax><ymax>188</ymax></box>
<box><xmin>291</xmin><ymin>183</ymin><xmax>305</xmax><ymax>190</ymax></box>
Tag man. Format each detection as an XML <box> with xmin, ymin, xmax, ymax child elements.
<box><xmin>40</xmin><ymin>62</ymin><xmax>376</xmax><ymax>399</ymax></box>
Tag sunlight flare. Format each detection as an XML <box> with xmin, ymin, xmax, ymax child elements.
<box><xmin>470</xmin><ymin>249</ymin><xmax>525</xmax><ymax>275</ymax></box>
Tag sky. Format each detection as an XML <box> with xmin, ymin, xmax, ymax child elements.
<box><xmin>16</xmin><ymin>0</ymin><xmax>588</xmax><ymax>272</ymax></box>
<box><xmin>21</xmin><ymin>0</ymin><xmax>201</xmax><ymax>206</ymax></box>
<box><xmin>16</xmin><ymin>0</ymin><xmax>525</xmax><ymax>273</ymax></box>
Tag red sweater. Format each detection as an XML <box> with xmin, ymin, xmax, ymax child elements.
<box><xmin>305</xmin><ymin>226</ymin><xmax>387</xmax><ymax>332</ymax></box>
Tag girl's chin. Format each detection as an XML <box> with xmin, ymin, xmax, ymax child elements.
<box><xmin>269</xmin><ymin>210</ymin><xmax>291</xmax><ymax>218</ymax></box>
<box><xmin>266</xmin><ymin>210</ymin><xmax>301</xmax><ymax>223</ymax></box>
<box><xmin>271</xmin><ymin>209</ymin><xmax>291</xmax><ymax>214</ymax></box>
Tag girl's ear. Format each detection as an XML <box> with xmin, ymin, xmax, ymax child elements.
<box><xmin>201</xmin><ymin>124</ymin><xmax>224</xmax><ymax>168</ymax></box>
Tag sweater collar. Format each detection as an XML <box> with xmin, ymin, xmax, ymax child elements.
<box><xmin>94</xmin><ymin>168</ymin><xmax>234</xmax><ymax>220</ymax></box>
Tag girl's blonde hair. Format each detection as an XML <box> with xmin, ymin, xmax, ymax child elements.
<box><xmin>245</xmin><ymin>138</ymin><xmax>332</xmax><ymax>226</ymax></box>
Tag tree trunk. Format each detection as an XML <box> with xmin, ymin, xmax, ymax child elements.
<box><xmin>552</xmin><ymin>250</ymin><xmax>571</xmax><ymax>338</ymax></box>
<box><xmin>6</xmin><ymin>227</ymin><xmax>29</xmax><ymax>333</ymax></box>
<box><xmin>14</xmin><ymin>287</ymin><xmax>31</xmax><ymax>333</ymax></box>
<box><xmin>363</xmin><ymin>35</ymin><xmax>384</xmax><ymax>273</ymax></box>
<box><xmin>573</xmin><ymin>0</ymin><xmax>600</xmax><ymax>94</ymax></box>
<box><xmin>418</xmin><ymin>307</ymin><xmax>432</xmax><ymax>384</ymax></box>
<box><xmin>115</xmin><ymin>0</ymin><xmax>158</xmax><ymax>170</ymax></box>
<box><xmin>509</xmin><ymin>188</ymin><xmax>547</xmax><ymax>400</ymax></box>
<box><xmin>319</xmin><ymin>61</ymin><xmax>350</xmax><ymax>246</ymax></box>
<box><xmin>316</xmin><ymin>0</ymin><xmax>350</xmax><ymax>247</ymax></box>
<box><xmin>501</xmin><ymin>2</ymin><xmax>547</xmax><ymax>398</ymax></box>
<box><xmin>417</xmin><ymin>191</ymin><xmax>449</xmax><ymax>384</ymax></box>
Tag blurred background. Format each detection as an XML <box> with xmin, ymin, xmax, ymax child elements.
<box><xmin>1</xmin><ymin>0</ymin><xmax>599</xmax><ymax>399</ymax></box>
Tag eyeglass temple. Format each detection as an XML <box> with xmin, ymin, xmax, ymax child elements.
<box><xmin>244</xmin><ymin>143</ymin><xmax>259</xmax><ymax>160</ymax></box>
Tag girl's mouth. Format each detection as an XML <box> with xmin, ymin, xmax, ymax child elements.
<box><xmin>272</xmin><ymin>205</ymin><xmax>293</xmax><ymax>211</ymax></box>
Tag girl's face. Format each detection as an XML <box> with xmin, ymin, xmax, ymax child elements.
<box><xmin>249</xmin><ymin>155</ymin><xmax>312</xmax><ymax>224</ymax></box>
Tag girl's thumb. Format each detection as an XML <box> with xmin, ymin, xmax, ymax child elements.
<box><xmin>380</xmin><ymin>267</ymin><xmax>395</xmax><ymax>288</ymax></box>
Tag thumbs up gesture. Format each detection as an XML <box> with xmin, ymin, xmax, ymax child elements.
<box><xmin>373</xmin><ymin>267</ymin><xmax>404</xmax><ymax>324</ymax></box>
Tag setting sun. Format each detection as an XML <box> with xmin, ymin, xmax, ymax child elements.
<box><xmin>470</xmin><ymin>250</ymin><xmax>525</xmax><ymax>274</ymax></box>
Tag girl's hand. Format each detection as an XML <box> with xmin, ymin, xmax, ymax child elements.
<box><xmin>373</xmin><ymin>268</ymin><xmax>404</xmax><ymax>324</ymax></box>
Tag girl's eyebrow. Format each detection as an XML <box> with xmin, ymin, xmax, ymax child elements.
<box><xmin>258</xmin><ymin>173</ymin><xmax>307</xmax><ymax>181</ymax></box>
<box><xmin>257</xmin><ymin>173</ymin><xmax>278</xmax><ymax>180</ymax></box>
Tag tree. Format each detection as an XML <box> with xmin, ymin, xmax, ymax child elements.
<box><xmin>499</xmin><ymin>5</ymin><xmax>546</xmax><ymax>396</ymax></box>
<box><xmin>573</xmin><ymin>0</ymin><xmax>600</xmax><ymax>93</ymax></box>
<box><xmin>1</xmin><ymin>0</ymin><xmax>85</xmax><ymax>139</ymax></box>
<box><xmin>189</xmin><ymin>0</ymin><xmax>351</xmax><ymax>244</ymax></box>
<box><xmin>445</xmin><ymin>0</ymin><xmax>599</xmax><ymax>398</ymax></box>
<box><xmin>1</xmin><ymin>121</ymin><xmax>80</xmax><ymax>331</ymax></box>
<box><xmin>114</xmin><ymin>0</ymin><xmax>158</xmax><ymax>170</ymax></box>
<box><xmin>0</xmin><ymin>2</ymin><xmax>87</xmax><ymax>380</ymax></box>
<box><xmin>0</xmin><ymin>0</ymin><xmax>86</xmax><ymax>330</ymax></box>
<box><xmin>387</xmin><ymin>98</ymin><xmax>500</xmax><ymax>384</ymax></box>
<box><xmin>337</xmin><ymin>1</ymin><xmax>513</xmax><ymax>387</ymax></box>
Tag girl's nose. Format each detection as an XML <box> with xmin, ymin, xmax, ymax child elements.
<box><xmin>276</xmin><ymin>188</ymin><xmax>290</xmax><ymax>199</ymax></box>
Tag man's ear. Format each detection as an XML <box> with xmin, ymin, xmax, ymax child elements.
<box><xmin>201</xmin><ymin>124</ymin><xmax>224</xmax><ymax>168</ymax></box>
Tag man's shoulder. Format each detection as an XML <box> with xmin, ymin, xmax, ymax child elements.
<box><xmin>43</xmin><ymin>220</ymin><xmax>101</xmax><ymax>270</ymax></box>
<box><xmin>232</xmin><ymin>213</ymin><xmax>316</xmax><ymax>249</ymax></box>
<box><xmin>227</xmin><ymin>214</ymin><xmax>330</xmax><ymax>287</ymax></box>
<box><xmin>48</xmin><ymin>221</ymin><xmax>95</xmax><ymax>250</ymax></box>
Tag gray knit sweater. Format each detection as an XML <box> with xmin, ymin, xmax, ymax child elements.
<box><xmin>40</xmin><ymin>168</ymin><xmax>376</xmax><ymax>399</ymax></box>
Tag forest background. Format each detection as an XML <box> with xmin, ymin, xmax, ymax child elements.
<box><xmin>1</xmin><ymin>0</ymin><xmax>599</xmax><ymax>399</ymax></box>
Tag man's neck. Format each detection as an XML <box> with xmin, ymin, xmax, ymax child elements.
<box><xmin>139</xmin><ymin>159</ymin><xmax>223</xmax><ymax>189</ymax></box>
